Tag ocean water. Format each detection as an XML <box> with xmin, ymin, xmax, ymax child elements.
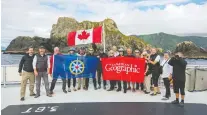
<box><xmin>1</xmin><ymin>53</ymin><xmax>207</xmax><ymax>65</ymax></box>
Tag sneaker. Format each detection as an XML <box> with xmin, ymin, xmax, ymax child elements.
<box><xmin>63</xmin><ymin>90</ymin><xmax>67</xmax><ymax>93</ymax></box>
<box><xmin>150</xmin><ymin>93</ymin><xmax>157</xmax><ymax>96</ymax></box>
<box><xmin>179</xmin><ymin>101</ymin><xmax>184</xmax><ymax>107</ymax></box>
<box><xmin>34</xmin><ymin>95</ymin><xmax>40</xmax><ymax>98</ymax></box>
<box><xmin>116</xmin><ymin>89</ymin><xmax>121</xmax><ymax>92</ymax></box>
<box><xmin>171</xmin><ymin>100</ymin><xmax>179</xmax><ymax>104</ymax></box>
<box><xmin>30</xmin><ymin>93</ymin><xmax>36</xmax><ymax>96</ymax></box>
<box><xmin>68</xmin><ymin>88</ymin><xmax>71</xmax><ymax>92</ymax></box>
<box><xmin>73</xmin><ymin>88</ymin><xmax>77</xmax><ymax>91</ymax></box>
<box><xmin>20</xmin><ymin>97</ymin><xmax>25</xmax><ymax>101</ymax></box>
<box><xmin>161</xmin><ymin>97</ymin><xmax>169</xmax><ymax>100</ymax></box>
<box><xmin>132</xmin><ymin>88</ymin><xmax>136</xmax><ymax>92</ymax></box>
<box><xmin>47</xmin><ymin>94</ymin><xmax>52</xmax><ymax>97</ymax></box>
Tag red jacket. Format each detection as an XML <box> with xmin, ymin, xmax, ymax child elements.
<box><xmin>49</xmin><ymin>53</ymin><xmax>62</xmax><ymax>74</ymax></box>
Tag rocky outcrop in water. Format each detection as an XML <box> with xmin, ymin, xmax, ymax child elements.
<box><xmin>5</xmin><ymin>17</ymin><xmax>146</xmax><ymax>53</ymax></box>
<box><xmin>175</xmin><ymin>41</ymin><xmax>207</xmax><ymax>59</ymax></box>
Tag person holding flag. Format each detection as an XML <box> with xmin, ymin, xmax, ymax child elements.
<box><xmin>67</xmin><ymin>47</ymin><xmax>77</xmax><ymax>92</ymax></box>
<box><xmin>117</xmin><ymin>48</ymin><xmax>126</xmax><ymax>92</ymax></box>
<box><xmin>49</xmin><ymin>47</ymin><xmax>67</xmax><ymax>95</ymax></box>
<box><xmin>134</xmin><ymin>50</ymin><xmax>144</xmax><ymax>91</ymax></box>
<box><xmin>85</xmin><ymin>48</ymin><xmax>97</xmax><ymax>90</ymax></box>
<box><xmin>77</xmin><ymin>47</ymin><xmax>87</xmax><ymax>90</ymax></box>
<box><xmin>107</xmin><ymin>50</ymin><xmax>116</xmax><ymax>91</ymax></box>
<box><xmin>97</xmin><ymin>48</ymin><xmax>108</xmax><ymax>90</ymax></box>
<box><xmin>125</xmin><ymin>48</ymin><xmax>135</xmax><ymax>91</ymax></box>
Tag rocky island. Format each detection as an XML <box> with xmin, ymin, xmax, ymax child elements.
<box><xmin>4</xmin><ymin>17</ymin><xmax>207</xmax><ymax>59</ymax></box>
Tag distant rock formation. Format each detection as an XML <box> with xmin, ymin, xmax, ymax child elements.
<box><xmin>6</xmin><ymin>17</ymin><xmax>146</xmax><ymax>53</ymax></box>
<box><xmin>175</xmin><ymin>41</ymin><xmax>207</xmax><ymax>59</ymax></box>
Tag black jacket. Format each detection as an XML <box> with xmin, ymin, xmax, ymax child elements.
<box><xmin>18</xmin><ymin>54</ymin><xmax>35</xmax><ymax>73</ymax></box>
<box><xmin>97</xmin><ymin>53</ymin><xmax>108</xmax><ymax>71</ymax></box>
<box><xmin>168</xmin><ymin>57</ymin><xmax>187</xmax><ymax>82</ymax></box>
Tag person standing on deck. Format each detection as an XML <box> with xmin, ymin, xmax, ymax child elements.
<box><xmin>142</xmin><ymin>52</ymin><xmax>151</xmax><ymax>94</ymax></box>
<box><xmin>168</xmin><ymin>52</ymin><xmax>187</xmax><ymax>107</ymax></box>
<box><xmin>107</xmin><ymin>50</ymin><xmax>116</xmax><ymax>91</ymax></box>
<box><xmin>85</xmin><ymin>48</ymin><xmax>97</xmax><ymax>90</ymax></box>
<box><xmin>67</xmin><ymin>47</ymin><xmax>77</xmax><ymax>92</ymax></box>
<box><xmin>33</xmin><ymin>46</ymin><xmax>52</xmax><ymax>98</ymax></box>
<box><xmin>147</xmin><ymin>48</ymin><xmax>161</xmax><ymax>96</ymax></box>
<box><xmin>18</xmin><ymin>47</ymin><xmax>36</xmax><ymax>101</ymax></box>
<box><xmin>97</xmin><ymin>48</ymin><xmax>108</xmax><ymax>90</ymax></box>
<box><xmin>116</xmin><ymin>48</ymin><xmax>126</xmax><ymax>93</ymax></box>
<box><xmin>134</xmin><ymin>50</ymin><xmax>144</xmax><ymax>91</ymax></box>
<box><xmin>125</xmin><ymin>48</ymin><xmax>135</xmax><ymax>91</ymax></box>
<box><xmin>161</xmin><ymin>52</ymin><xmax>173</xmax><ymax>100</ymax></box>
<box><xmin>77</xmin><ymin>47</ymin><xmax>87</xmax><ymax>90</ymax></box>
<box><xmin>49</xmin><ymin>47</ymin><xmax>67</xmax><ymax>95</ymax></box>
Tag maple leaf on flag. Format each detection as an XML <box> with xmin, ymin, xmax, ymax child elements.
<box><xmin>78</xmin><ymin>30</ymin><xmax>90</xmax><ymax>40</ymax></box>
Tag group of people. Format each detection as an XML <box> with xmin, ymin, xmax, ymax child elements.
<box><xmin>18</xmin><ymin>45</ymin><xmax>187</xmax><ymax>106</ymax></box>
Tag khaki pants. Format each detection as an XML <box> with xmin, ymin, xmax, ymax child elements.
<box><xmin>144</xmin><ymin>74</ymin><xmax>151</xmax><ymax>92</ymax></box>
<box><xmin>78</xmin><ymin>78</ymin><xmax>86</xmax><ymax>88</ymax></box>
<box><xmin>20</xmin><ymin>71</ymin><xmax>35</xmax><ymax>98</ymax></box>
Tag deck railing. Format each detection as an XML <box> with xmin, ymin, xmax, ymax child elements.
<box><xmin>1</xmin><ymin>65</ymin><xmax>207</xmax><ymax>89</ymax></box>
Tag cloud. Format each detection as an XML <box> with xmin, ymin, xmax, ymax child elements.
<box><xmin>1</xmin><ymin>0</ymin><xmax>207</xmax><ymax>45</ymax></box>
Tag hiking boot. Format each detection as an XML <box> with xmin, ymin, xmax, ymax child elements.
<box><xmin>20</xmin><ymin>97</ymin><xmax>25</xmax><ymax>101</ymax></box>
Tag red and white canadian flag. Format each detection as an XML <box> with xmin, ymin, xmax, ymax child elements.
<box><xmin>67</xmin><ymin>26</ymin><xmax>102</xmax><ymax>46</ymax></box>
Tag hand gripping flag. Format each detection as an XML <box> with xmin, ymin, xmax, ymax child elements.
<box><xmin>67</xmin><ymin>26</ymin><xmax>102</xmax><ymax>46</ymax></box>
<box><xmin>101</xmin><ymin>57</ymin><xmax>145</xmax><ymax>82</ymax></box>
<box><xmin>52</xmin><ymin>55</ymin><xmax>99</xmax><ymax>79</ymax></box>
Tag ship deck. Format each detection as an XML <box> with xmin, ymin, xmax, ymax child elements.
<box><xmin>1</xmin><ymin>84</ymin><xmax>207</xmax><ymax>115</ymax></box>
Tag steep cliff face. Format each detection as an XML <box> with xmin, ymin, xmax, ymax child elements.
<box><xmin>175</xmin><ymin>41</ymin><xmax>207</xmax><ymax>58</ymax></box>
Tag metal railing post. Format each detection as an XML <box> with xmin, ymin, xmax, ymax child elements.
<box><xmin>3</xmin><ymin>66</ymin><xmax>6</xmax><ymax>88</ymax></box>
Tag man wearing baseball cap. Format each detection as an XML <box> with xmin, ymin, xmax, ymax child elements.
<box><xmin>33</xmin><ymin>46</ymin><xmax>52</xmax><ymax>98</ymax></box>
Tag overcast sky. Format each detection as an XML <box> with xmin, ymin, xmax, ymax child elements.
<box><xmin>1</xmin><ymin>0</ymin><xmax>207</xmax><ymax>46</ymax></box>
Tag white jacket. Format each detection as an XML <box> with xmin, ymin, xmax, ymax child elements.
<box><xmin>160</xmin><ymin>59</ymin><xmax>173</xmax><ymax>78</ymax></box>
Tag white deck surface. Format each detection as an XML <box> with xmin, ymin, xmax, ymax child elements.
<box><xmin>1</xmin><ymin>84</ymin><xmax>207</xmax><ymax>110</ymax></box>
